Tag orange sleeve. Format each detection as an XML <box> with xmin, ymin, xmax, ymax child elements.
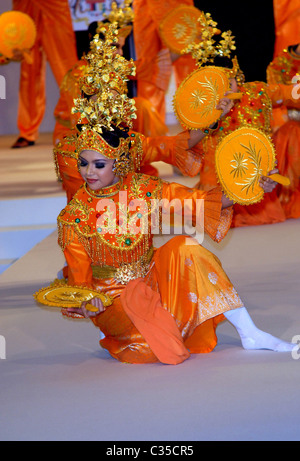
<box><xmin>266</xmin><ymin>83</ymin><xmax>300</xmax><ymax>109</ymax></box>
<box><xmin>162</xmin><ymin>183</ymin><xmax>233</xmax><ymax>242</ymax></box>
<box><xmin>61</xmin><ymin>230</ymin><xmax>93</xmax><ymax>287</ymax></box>
<box><xmin>141</xmin><ymin>131</ymin><xmax>201</xmax><ymax>176</ymax></box>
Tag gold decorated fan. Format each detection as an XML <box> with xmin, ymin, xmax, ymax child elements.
<box><xmin>34</xmin><ymin>280</ymin><xmax>113</xmax><ymax>312</ymax></box>
<box><xmin>173</xmin><ymin>66</ymin><xmax>242</xmax><ymax>130</ymax></box>
<box><xmin>0</xmin><ymin>11</ymin><xmax>36</xmax><ymax>64</ymax></box>
<box><xmin>159</xmin><ymin>5</ymin><xmax>205</xmax><ymax>55</ymax></box>
<box><xmin>215</xmin><ymin>127</ymin><xmax>290</xmax><ymax>205</ymax></box>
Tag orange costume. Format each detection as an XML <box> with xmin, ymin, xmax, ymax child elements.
<box><xmin>132</xmin><ymin>0</ymin><xmax>196</xmax><ymax>121</ymax></box>
<box><xmin>267</xmin><ymin>46</ymin><xmax>300</xmax><ymax>219</ymax></box>
<box><xmin>12</xmin><ymin>0</ymin><xmax>78</xmax><ymax>142</ymax></box>
<box><xmin>273</xmin><ymin>0</ymin><xmax>300</xmax><ymax>58</ymax></box>
<box><xmin>57</xmin><ymin>163</ymin><xmax>240</xmax><ymax>364</ymax></box>
<box><xmin>54</xmin><ymin>130</ymin><xmax>201</xmax><ymax>203</ymax></box>
<box><xmin>197</xmin><ymin>81</ymin><xmax>299</xmax><ymax>227</ymax></box>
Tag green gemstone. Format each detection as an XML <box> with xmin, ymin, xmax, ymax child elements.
<box><xmin>137</xmin><ymin>213</ymin><xmax>142</xmax><ymax>218</ymax></box>
<box><xmin>146</xmin><ymin>192</ymin><xmax>151</xmax><ymax>197</ymax></box>
<box><xmin>125</xmin><ymin>238</ymin><xmax>132</xmax><ymax>245</ymax></box>
<box><xmin>75</xmin><ymin>218</ymin><xmax>80</xmax><ymax>223</ymax></box>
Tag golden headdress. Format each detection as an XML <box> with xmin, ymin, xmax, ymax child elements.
<box><xmin>173</xmin><ymin>12</ymin><xmax>244</xmax><ymax>130</ymax></box>
<box><xmin>99</xmin><ymin>0</ymin><xmax>134</xmax><ymax>39</ymax></box>
<box><xmin>71</xmin><ymin>23</ymin><xmax>138</xmax><ymax>175</ymax></box>
<box><xmin>182</xmin><ymin>12</ymin><xmax>244</xmax><ymax>84</ymax></box>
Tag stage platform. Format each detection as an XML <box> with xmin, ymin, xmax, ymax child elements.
<box><xmin>0</xmin><ymin>132</ymin><xmax>300</xmax><ymax>442</ymax></box>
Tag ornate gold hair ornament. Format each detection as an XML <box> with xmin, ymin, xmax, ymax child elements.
<box><xmin>103</xmin><ymin>0</ymin><xmax>134</xmax><ymax>29</ymax></box>
<box><xmin>72</xmin><ymin>22</ymin><xmax>137</xmax><ymax>132</ymax></box>
<box><xmin>183</xmin><ymin>12</ymin><xmax>236</xmax><ymax>67</ymax></box>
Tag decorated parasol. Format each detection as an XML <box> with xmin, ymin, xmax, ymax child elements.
<box><xmin>173</xmin><ymin>66</ymin><xmax>242</xmax><ymax>130</ymax></box>
<box><xmin>215</xmin><ymin>127</ymin><xmax>290</xmax><ymax>205</ymax></box>
<box><xmin>0</xmin><ymin>11</ymin><xmax>36</xmax><ymax>64</ymax></box>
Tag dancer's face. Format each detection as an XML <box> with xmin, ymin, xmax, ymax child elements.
<box><xmin>79</xmin><ymin>150</ymin><xmax>118</xmax><ymax>190</ymax></box>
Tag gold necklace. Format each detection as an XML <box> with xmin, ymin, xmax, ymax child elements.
<box><xmin>84</xmin><ymin>179</ymin><xmax>123</xmax><ymax>198</ymax></box>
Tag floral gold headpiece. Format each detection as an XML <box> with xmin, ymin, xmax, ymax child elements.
<box><xmin>182</xmin><ymin>12</ymin><xmax>236</xmax><ymax>66</ymax></box>
<box><xmin>182</xmin><ymin>12</ymin><xmax>245</xmax><ymax>84</ymax></box>
<box><xmin>100</xmin><ymin>0</ymin><xmax>134</xmax><ymax>39</ymax></box>
<box><xmin>72</xmin><ymin>22</ymin><xmax>137</xmax><ymax>130</ymax></box>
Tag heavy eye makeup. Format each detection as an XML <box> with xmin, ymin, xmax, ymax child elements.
<box><xmin>79</xmin><ymin>157</ymin><xmax>106</xmax><ymax>169</ymax></box>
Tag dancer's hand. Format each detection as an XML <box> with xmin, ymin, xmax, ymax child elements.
<box><xmin>217</xmin><ymin>95</ymin><xmax>234</xmax><ymax>118</ymax></box>
<box><xmin>259</xmin><ymin>168</ymin><xmax>279</xmax><ymax>193</ymax></box>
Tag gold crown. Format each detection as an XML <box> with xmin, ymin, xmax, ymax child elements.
<box><xmin>76</xmin><ymin>127</ymin><xmax>130</xmax><ymax>158</ymax></box>
<box><xmin>72</xmin><ymin>22</ymin><xmax>137</xmax><ymax>131</ymax></box>
<box><xmin>183</xmin><ymin>12</ymin><xmax>236</xmax><ymax>67</ymax></box>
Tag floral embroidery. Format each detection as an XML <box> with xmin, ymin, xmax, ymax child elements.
<box><xmin>185</xmin><ymin>258</ymin><xmax>193</xmax><ymax>266</ymax></box>
<box><xmin>188</xmin><ymin>292</ymin><xmax>198</xmax><ymax>303</ymax></box>
<box><xmin>208</xmin><ymin>272</ymin><xmax>218</xmax><ymax>284</ymax></box>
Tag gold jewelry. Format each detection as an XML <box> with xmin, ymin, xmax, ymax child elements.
<box><xmin>83</xmin><ymin>178</ymin><xmax>124</xmax><ymax>198</ymax></box>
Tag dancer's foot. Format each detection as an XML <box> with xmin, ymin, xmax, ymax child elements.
<box><xmin>11</xmin><ymin>137</ymin><xmax>35</xmax><ymax>148</ymax></box>
<box><xmin>224</xmin><ymin>307</ymin><xmax>297</xmax><ymax>352</ymax></box>
<box><xmin>240</xmin><ymin>329</ymin><xmax>296</xmax><ymax>352</ymax></box>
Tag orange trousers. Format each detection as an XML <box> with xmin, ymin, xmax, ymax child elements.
<box><xmin>13</xmin><ymin>0</ymin><xmax>78</xmax><ymax>141</ymax></box>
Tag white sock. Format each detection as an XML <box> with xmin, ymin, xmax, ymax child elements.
<box><xmin>224</xmin><ymin>307</ymin><xmax>296</xmax><ymax>352</ymax></box>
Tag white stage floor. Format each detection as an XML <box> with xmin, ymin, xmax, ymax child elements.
<box><xmin>0</xmin><ymin>133</ymin><xmax>300</xmax><ymax>442</ymax></box>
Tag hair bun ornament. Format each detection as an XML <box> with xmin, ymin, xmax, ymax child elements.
<box><xmin>159</xmin><ymin>6</ymin><xmax>208</xmax><ymax>55</ymax></box>
<box><xmin>0</xmin><ymin>11</ymin><xmax>36</xmax><ymax>63</ymax></box>
<box><xmin>215</xmin><ymin>127</ymin><xmax>290</xmax><ymax>205</ymax></box>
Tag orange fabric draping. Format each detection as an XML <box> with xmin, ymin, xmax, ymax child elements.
<box><xmin>273</xmin><ymin>0</ymin><xmax>300</xmax><ymax>57</ymax></box>
<box><xmin>267</xmin><ymin>47</ymin><xmax>300</xmax><ymax>132</ymax></box>
<box><xmin>267</xmin><ymin>47</ymin><xmax>300</xmax><ymax>219</ymax></box>
<box><xmin>132</xmin><ymin>0</ymin><xmax>196</xmax><ymax>120</ymax></box>
<box><xmin>273</xmin><ymin>120</ymin><xmax>300</xmax><ymax>219</ymax></box>
<box><xmin>12</xmin><ymin>0</ymin><xmax>78</xmax><ymax>141</ymax></box>
<box><xmin>58</xmin><ymin>170</ymin><xmax>240</xmax><ymax>364</ymax></box>
<box><xmin>196</xmin><ymin>81</ymin><xmax>300</xmax><ymax>227</ymax></box>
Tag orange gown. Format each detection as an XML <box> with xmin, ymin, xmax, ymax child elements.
<box><xmin>58</xmin><ymin>170</ymin><xmax>241</xmax><ymax>365</ymax></box>
<box><xmin>54</xmin><ymin>130</ymin><xmax>201</xmax><ymax>203</ymax></box>
<box><xmin>273</xmin><ymin>0</ymin><xmax>300</xmax><ymax>57</ymax></box>
<box><xmin>267</xmin><ymin>46</ymin><xmax>300</xmax><ymax>219</ymax></box>
<box><xmin>197</xmin><ymin>81</ymin><xmax>300</xmax><ymax>227</ymax></box>
<box><xmin>12</xmin><ymin>0</ymin><xmax>78</xmax><ymax>142</ymax></box>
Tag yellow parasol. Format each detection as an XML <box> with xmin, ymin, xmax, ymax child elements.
<box><xmin>215</xmin><ymin>127</ymin><xmax>290</xmax><ymax>205</ymax></box>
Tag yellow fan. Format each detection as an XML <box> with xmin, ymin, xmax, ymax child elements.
<box><xmin>173</xmin><ymin>66</ymin><xmax>242</xmax><ymax>130</ymax></box>
<box><xmin>159</xmin><ymin>5</ymin><xmax>205</xmax><ymax>55</ymax></box>
<box><xmin>215</xmin><ymin>127</ymin><xmax>290</xmax><ymax>205</ymax></box>
<box><xmin>0</xmin><ymin>11</ymin><xmax>36</xmax><ymax>64</ymax></box>
<box><xmin>34</xmin><ymin>280</ymin><xmax>113</xmax><ymax>312</ymax></box>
